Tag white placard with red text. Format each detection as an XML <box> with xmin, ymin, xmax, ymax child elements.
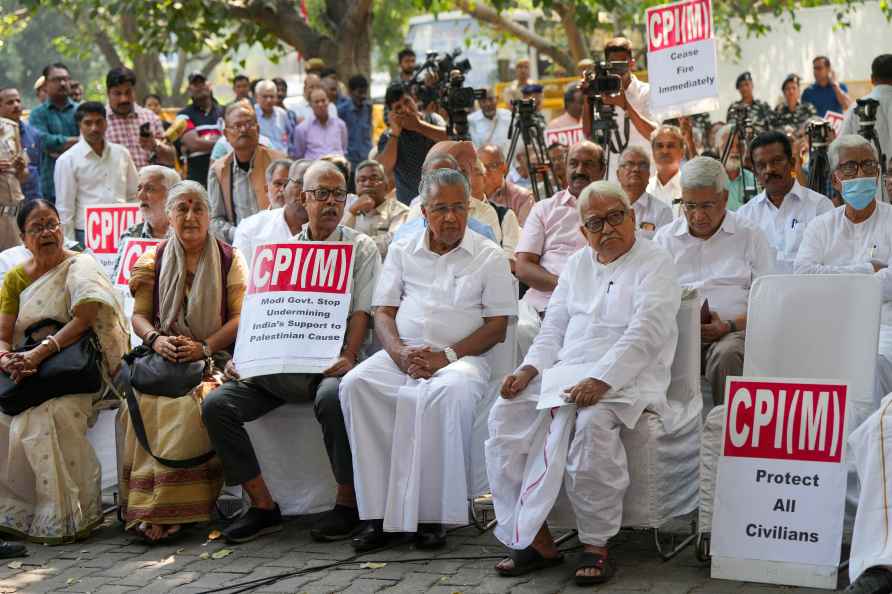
<box><xmin>83</xmin><ymin>204</ymin><xmax>141</xmax><ymax>279</ymax></box>
<box><xmin>711</xmin><ymin>377</ymin><xmax>848</xmax><ymax>589</ymax></box>
<box><xmin>544</xmin><ymin>125</ymin><xmax>584</xmax><ymax>148</ymax></box>
<box><xmin>233</xmin><ymin>241</ymin><xmax>354</xmax><ymax>378</ymax></box>
<box><xmin>645</xmin><ymin>0</ymin><xmax>720</xmax><ymax>119</ymax></box>
<box><xmin>113</xmin><ymin>238</ymin><xmax>162</xmax><ymax>288</ymax></box>
<box><xmin>825</xmin><ymin>111</ymin><xmax>845</xmax><ymax>136</ymax></box>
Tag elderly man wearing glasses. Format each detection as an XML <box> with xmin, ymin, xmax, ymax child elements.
<box><xmin>653</xmin><ymin>157</ymin><xmax>775</xmax><ymax>405</ymax></box>
<box><xmin>202</xmin><ymin>161</ymin><xmax>381</xmax><ymax>545</ymax></box>
<box><xmin>342</xmin><ymin>160</ymin><xmax>409</xmax><ymax>257</ymax></box>
<box><xmin>795</xmin><ymin>135</ymin><xmax>892</xmax><ymax>399</ymax></box>
<box><xmin>487</xmin><ymin>180</ymin><xmax>681</xmax><ymax>586</ymax></box>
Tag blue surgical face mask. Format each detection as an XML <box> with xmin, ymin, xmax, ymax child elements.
<box><xmin>841</xmin><ymin>176</ymin><xmax>878</xmax><ymax>210</ymax></box>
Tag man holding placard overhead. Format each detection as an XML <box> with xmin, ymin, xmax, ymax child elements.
<box><xmin>202</xmin><ymin>161</ymin><xmax>380</xmax><ymax>545</ymax></box>
<box><xmin>340</xmin><ymin>168</ymin><xmax>516</xmax><ymax>552</ymax></box>
<box><xmin>486</xmin><ymin>180</ymin><xmax>680</xmax><ymax>586</ymax></box>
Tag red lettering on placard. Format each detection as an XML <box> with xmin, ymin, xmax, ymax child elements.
<box><xmin>544</xmin><ymin>126</ymin><xmax>585</xmax><ymax>148</ymax></box>
<box><xmin>114</xmin><ymin>238</ymin><xmax>162</xmax><ymax>286</ymax></box>
<box><xmin>647</xmin><ymin>0</ymin><xmax>713</xmax><ymax>53</ymax></box>
<box><xmin>723</xmin><ymin>379</ymin><xmax>847</xmax><ymax>463</ymax></box>
<box><xmin>248</xmin><ymin>242</ymin><xmax>354</xmax><ymax>295</ymax></box>
<box><xmin>84</xmin><ymin>205</ymin><xmax>141</xmax><ymax>254</ymax></box>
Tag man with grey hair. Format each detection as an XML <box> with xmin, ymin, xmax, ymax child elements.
<box><xmin>265</xmin><ymin>158</ymin><xmax>293</xmax><ymax>208</ymax></box>
<box><xmin>112</xmin><ymin>165</ymin><xmax>181</xmax><ymax>274</ymax></box>
<box><xmin>342</xmin><ymin>159</ymin><xmax>409</xmax><ymax>257</ymax></box>
<box><xmin>795</xmin><ymin>134</ymin><xmax>892</xmax><ymax>396</ymax></box>
<box><xmin>204</xmin><ymin>161</ymin><xmax>380</xmax><ymax>546</ymax></box>
<box><xmin>488</xmin><ymin>180</ymin><xmax>681</xmax><ymax>586</ymax></box>
<box><xmin>254</xmin><ymin>79</ymin><xmax>292</xmax><ymax>153</ymax></box>
<box><xmin>714</xmin><ymin>123</ymin><xmax>757</xmax><ymax>211</ymax></box>
<box><xmin>654</xmin><ymin>157</ymin><xmax>774</xmax><ymax>405</ymax></box>
<box><xmin>233</xmin><ymin>159</ymin><xmax>310</xmax><ymax>265</ymax></box>
<box><xmin>340</xmin><ymin>167</ymin><xmax>516</xmax><ymax>552</ymax></box>
<box><xmin>616</xmin><ymin>146</ymin><xmax>672</xmax><ymax>238</ymax></box>
<box><xmin>646</xmin><ymin>125</ymin><xmax>685</xmax><ymax>208</ymax></box>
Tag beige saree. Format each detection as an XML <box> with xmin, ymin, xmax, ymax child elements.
<box><xmin>118</xmin><ymin>236</ymin><xmax>246</xmax><ymax>530</ymax></box>
<box><xmin>0</xmin><ymin>254</ymin><xmax>128</xmax><ymax>543</ymax></box>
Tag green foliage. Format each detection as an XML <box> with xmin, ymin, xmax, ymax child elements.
<box><xmin>372</xmin><ymin>0</ymin><xmax>422</xmax><ymax>75</ymax></box>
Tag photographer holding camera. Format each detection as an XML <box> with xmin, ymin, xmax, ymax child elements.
<box><xmin>581</xmin><ymin>37</ymin><xmax>657</xmax><ymax>179</ymax></box>
<box><xmin>841</xmin><ymin>54</ymin><xmax>891</xmax><ymax>200</ymax></box>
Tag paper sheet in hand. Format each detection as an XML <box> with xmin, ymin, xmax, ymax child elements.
<box><xmin>537</xmin><ymin>363</ymin><xmax>592</xmax><ymax>410</ymax></box>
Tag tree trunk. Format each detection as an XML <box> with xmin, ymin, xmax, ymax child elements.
<box><xmin>552</xmin><ymin>2</ymin><xmax>590</xmax><ymax>64</ymax></box>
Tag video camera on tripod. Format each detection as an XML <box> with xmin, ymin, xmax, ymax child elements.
<box><xmin>581</xmin><ymin>61</ymin><xmax>630</xmax><ymax>177</ymax></box>
<box><xmin>505</xmin><ymin>98</ymin><xmax>557</xmax><ymax>202</ymax></box>
<box><xmin>805</xmin><ymin>119</ymin><xmax>834</xmax><ymax>200</ymax></box>
<box><xmin>407</xmin><ymin>49</ymin><xmax>485</xmax><ymax>140</ymax></box>
<box><xmin>720</xmin><ymin>104</ymin><xmax>759</xmax><ymax>204</ymax></box>
<box><xmin>854</xmin><ymin>97</ymin><xmax>888</xmax><ymax>201</ymax></box>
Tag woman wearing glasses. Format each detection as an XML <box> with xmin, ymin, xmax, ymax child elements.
<box><xmin>120</xmin><ymin>181</ymin><xmax>248</xmax><ymax>543</ymax></box>
<box><xmin>0</xmin><ymin>199</ymin><xmax>129</xmax><ymax>543</ymax></box>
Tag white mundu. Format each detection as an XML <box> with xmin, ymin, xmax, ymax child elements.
<box><xmin>340</xmin><ymin>229</ymin><xmax>517</xmax><ymax>532</ymax></box>
<box><xmin>795</xmin><ymin>201</ymin><xmax>892</xmax><ymax>397</ymax></box>
<box><xmin>486</xmin><ymin>238</ymin><xmax>681</xmax><ymax>550</ymax></box>
<box><xmin>736</xmin><ymin>180</ymin><xmax>833</xmax><ymax>273</ymax></box>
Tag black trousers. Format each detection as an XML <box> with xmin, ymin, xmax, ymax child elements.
<box><xmin>201</xmin><ymin>373</ymin><xmax>352</xmax><ymax>486</ymax></box>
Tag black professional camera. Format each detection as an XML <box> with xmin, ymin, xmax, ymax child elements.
<box><xmin>582</xmin><ymin>61</ymin><xmax>624</xmax><ymax>97</ymax></box>
<box><xmin>443</xmin><ymin>70</ymin><xmax>485</xmax><ymax>113</ymax></box>
<box><xmin>806</xmin><ymin>119</ymin><xmax>832</xmax><ymax>147</ymax></box>
<box><xmin>854</xmin><ymin>97</ymin><xmax>880</xmax><ymax>123</ymax></box>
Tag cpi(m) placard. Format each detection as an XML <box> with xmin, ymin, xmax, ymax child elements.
<box><xmin>84</xmin><ymin>204</ymin><xmax>141</xmax><ymax>279</ymax></box>
<box><xmin>645</xmin><ymin>0</ymin><xmax>720</xmax><ymax>120</ymax></box>
<box><xmin>544</xmin><ymin>125</ymin><xmax>584</xmax><ymax>148</ymax></box>
<box><xmin>233</xmin><ymin>241</ymin><xmax>355</xmax><ymax>378</ymax></box>
<box><xmin>711</xmin><ymin>378</ymin><xmax>848</xmax><ymax>590</ymax></box>
<box><xmin>113</xmin><ymin>237</ymin><xmax>162</xmax><ymax>288</ymax></box>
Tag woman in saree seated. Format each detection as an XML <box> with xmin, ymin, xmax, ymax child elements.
<box><xmin>120</xmin><ymin>180</ymin><xmax>248</xmax><ymax>542</ymax></box>
<box><xmin>0</xmin><ymin>199</ymin><xmax>128</xmax><ymax>544</ymax></box>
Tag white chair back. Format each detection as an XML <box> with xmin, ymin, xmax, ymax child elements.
<box><xmin>667</xmin><ymin>290</ymin><xmax>703</xmax><ymax>425</ymax></box>
<box><xmin>744</xmin><ymin>274</ymin><xmax>881</xmax><ymax>412</ymax></box>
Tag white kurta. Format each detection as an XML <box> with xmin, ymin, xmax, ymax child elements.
<box><xmin>653</xmin><ymin>211</ymin><xmax>776</xmax><ymax>320</ymax></box>
<box><xmin>231</xmin><ymin>208</ymin><xmax>293</xmax><ymax>268</ymax></box>
<box><xmin>794</xmin><ymin>201</ymin><xmax>892</xmax><ymax>398</ymax></box>
<box><xmin>848</xmin><ymin>394</ymin><xmax>892</xmax><ymax>583</ymax></box>
<box><xmin>736</xmin><ymin>181</ymin><xmax>833</xmax><ymax>273</ymax></box>
<box><xmin>486</xmin><ymin>238</ymin><xmax>682</xmax><ymax>549</ymax></box>
<box><xmin>645</xmin><ymin>171</ymin><xmax>681</xmax><ymax>208</ymax></box>
<box><xmin>631</xmin><ymin>191</ymin><xmax>674</xmax><ymax>239</ymax></box>
<box><xmin>340</xmin><ymin>229</ymin><xmax>517</xmax><ymax>532</ymax></box>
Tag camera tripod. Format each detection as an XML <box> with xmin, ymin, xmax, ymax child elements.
<box><xmin>586</xmin><ymin>96</ymin><xmax>630</xmax><ymax>180</ymax></box>
<box><xmin>505</xmin><ymin>99</ymin><xmax>557</xmax><ymax>202</ymax></box>
<box><xmin>855</xmin><ymin>98</ymin><xmax>888</xmax><ymax>202</ymax></box>
<box><xmin>720</xmin><ymin>116</ymin><xmax>759</xmax><ymax>204</ymax></box>
<box><xmin>806</xmin><ymin>139</ymin><xmax>833</xmax><ymax>202</ymax></box>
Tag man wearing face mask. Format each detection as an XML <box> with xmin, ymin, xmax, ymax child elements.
<box><xmin>737</xmin><ymin>131</ymin><xmax>832</xmax><ymax>273</ymax></box>
<box><xmin>795</xmin><ymin>135</ymin><xmax>892</xmax><ymax>397</ymax></box>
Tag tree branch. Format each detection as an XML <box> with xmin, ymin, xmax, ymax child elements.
<box><xmin>551</xmin><ymin>1</ymin><xmax>589</xmax><ymax>65</ymax></box>
<box><xmin>454</xmin><ymin>0</ymin><xmax>575</xmax><ymax>72</ymax></box>
<box><xmin>224</xmin><ymin>0</ymin><xmax>331</xmax><ymax>57</ymax></box>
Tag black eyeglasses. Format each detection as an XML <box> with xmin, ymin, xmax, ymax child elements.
<box><xmin>583</xmin><ymin>210</ymin><xmax>627</xmax><ymax>232</ymax></box>
<box><xmin>837</xmin><ymin>159</ymin><xmax>879</xmax><ymax>177</ymax></box>
<box><xmin>304</xmin><ymin>187</ymin><xmax>348</xmax><ymax>202</ymax></box>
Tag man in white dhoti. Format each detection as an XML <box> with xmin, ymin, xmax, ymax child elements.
<box><xmin>340</xmin><ymin>168</ymin><xmax>517</xmax><ymax>551</ymax></box>
<box><xmin>486</xmin><ymin>180</ymin><xmax>681</xmax><ymax>586</ymax></box>
<box><xmin>794</xmin><ymin>134</ymin><xmax>892</xmax><ymax>401</ymax></box>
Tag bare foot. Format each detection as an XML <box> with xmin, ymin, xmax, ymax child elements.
<box><xmin>142</xmin><ymin>523</ymin><xmax>166</xmax><ymax>542</ymax></box>
<box><xmin>576</xmin><ymin>544</ymin><xmax>608</xmax><ymax>579</ymax></box>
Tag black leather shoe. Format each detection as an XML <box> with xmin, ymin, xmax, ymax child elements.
<box><xmin>310</xmin><ymin>505</ymin><xmax>361</xmax><ymax>542</ymax></box>
<box><xmin>415</xmin><ymin>523</ymin><xmax>447</xmax><ymax>550</ymax></box>
<box><xmin>223</xmin><ymin>504</ymin><xmax>283</xmax><ymax>544</ymax></box>
<box><xmin>0</xmin><ymin>540</ymin><xmax>26</xmax><ymax>559</ymax></box>
<box><xmin>351</xmin><ymin>520</ymin><xmax>412</xmax><ymax>552</ymax></box>
<box><xmin>846</xmin><ymin>567</ymin><xmax>892</xmax><ymax>594</ymax></box>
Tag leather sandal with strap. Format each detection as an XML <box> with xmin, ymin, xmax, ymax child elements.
<box><xmin>574</xmin><ymin>550</ymin><xmax>615</xmax><ymax>586</ymax></box>
<box><xmin>495</xmin><ymin>546</ymin><xmax>564</xmax><ymax>577</ymax></box>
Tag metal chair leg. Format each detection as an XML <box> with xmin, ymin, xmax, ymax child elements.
<box><xmin>695</xmin><ymin>531</ymin><xmax>711</xmax><ymax>563</ymax></box>
<box><xmin>554</xmin><ymin>530</ymin><xmax>578</xmax><ymax>546</ymax></box>
<box><xmin>469</xmin><ymin>496</ymin><xmax>497</xmax><ymax>533</ymax></box>
<box><xmin>653</xmin><ymin>517</ymin><xmax>698</xmax><ymax>561</ymax></box>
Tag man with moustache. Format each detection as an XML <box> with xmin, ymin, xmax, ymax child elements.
<box><xmin>203</xmin><ymin>161</ymin><xmax>380</xmax><ymax>545</ymax></box>
<box><xmin>342</xmin><ymin>159</ymin><xmax>409</xmax><ymax>257</ymax></box>
<box><xmin>104</xmin><ymin>67</ymin><xmax>175</xmax><ymax>168</ymax></box>
<box><xmin>0</xmin><ymin>87</ymin><xmax>41</xmax><ymax>200</ymax></box>
<box><xmin>28</xmin><ymin>63</ymin><xmax>79</xmax><ymax>203</ymax></box>
<box><xmin>207</xmin><ymin>102</ymin><xmax>286</xmax><ymax>243</ymax></box>
<box><xmin>616</xmin><ymin>146</ymin><xmax>672</xmax><ymax>238</ymax></box>
<box><xmin>737</xmin><ymin>131</ymin><xmax>832</xmax><ymax>273</ymax></box>
<box><xmin>646</xmin><ymin>125</ymin><xmax>685</xmax><ymax>208</ymax></box>
<box><xmin>515</xmin><ymin>141</ymin><xmax>605</xmax><ymax>356</ymax></box>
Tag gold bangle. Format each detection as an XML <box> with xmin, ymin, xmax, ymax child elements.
<box><xmin>47</xmin><ymin>335</ymin><xmax>61</xmax><ymax>354</ymax></box>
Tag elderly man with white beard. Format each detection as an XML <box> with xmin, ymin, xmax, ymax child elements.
<box><xmin>486</xmin><ymin>180</ymin><xmax>681</xmax><ymax>587</ymax></box>
<box><xmin>340</xmin><ymin>168</ymin><xmax>517</xmax><ymax>552</ymax></box>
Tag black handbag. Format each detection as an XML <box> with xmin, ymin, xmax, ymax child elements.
<box><xmin>0</xmin><ymin>319</ymin><xmax>103</xmax><ymax>416</ymax></box>
<box><xmin>121</xmin><ymin>345</ymin><xmax>215</xmax><ymax>469</ymax></box>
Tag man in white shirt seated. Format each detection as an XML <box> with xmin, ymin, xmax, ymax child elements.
<box><xmin>645</xmin><ymin>125</ymin><xmax>685</xmax><ymax>208</ymax></box>
<box><xmin>737</xmin><ymin>131</ymin><xmax>833</xmax><ymax>272</ymax></box>
<box><xmin>340</xmin><ymin>168</ymin><xmax>516</xmax><ymax>552</ymax></box>
<box><xmin>794</xmin><ymin>134</ymin><xmax>892</xmax><ymax>398</ymax></box>
<box><xmin>232</xmin><ymin>159</ymin><xmax>311</xmax><ymax>266</ymax></box>
<box><xmin>654</xmin><ymin>157</ymin><xmax>775</xmax><ymax>405</ymax></box>
<box><xmin>487</xmin><ymin>180</ymin><xmax>681</xmax><ymax>586</ymax></box>
<box><xmin>342</xmin><ymin>160</ymin><xmax>410</xmax><ymax>257</ymax></box>
<box><xmin>54</xmin><ymin>101</ymin><xmax>138</xmax><ymax>244</ymax></box>
<box><xmin>616</xmin><ymin>146</ymin><xmax>672</xmax><ymax>238</ymax></box>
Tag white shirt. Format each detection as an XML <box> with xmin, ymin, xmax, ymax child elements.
<box><xmin>54</xmin><ymin>137</ymin><xmax>138</xmax><ymax>236</ymax></box>
<box><xmin>608</xmin><ymin>76</ymin><xmax>654</xmax><ymax>180</ymax></box>
<box><xmin>646</xmin><ymin>170</ymin><xmax>682</xmax><ymax>208</ymax></box>
<box><xmin>374</xmin><ymin>228</ymin><xmax>517</xmax><ymax>349</ymax></box>
<box><xmin>293</xmin><ymin>98</ymin><xmax>337</xmax><ymax>124</ymax></box>
<box><xmin>653</xmin><ymin>211</ymin><xmax>776</xmax><ymax>320</ymax></box>
<box><xmin>736</xmin><ymin>181</ymin><xmax>833</xmax><ymax>273</ymax></box>
<box><xmin>841</xmin><ymin>84</ymin><xmax>891</xmax><ymax>186</ymax></box>
<box><xmin>795</xmin><ymin>201</ymin><xmax>892</xmax><ymax>325</ymax></box>
<box><xmin>523</xmin><ymin>238</ymin><xmax>681</xmax><ymax>428</ymax></box>
<box><xmin>232</xmin><ymin>208</ymin><xmax>295</xmax><ymax>268</ymax></box>
<box><xmin>468</xmin><ymin>108</ymin><xmax>512</xmax><ymax>156</ymax></box>
<box><xmin>631</xmin><ymin>191</ymin><xmax>673</xmax><ymax>239</ymax></box>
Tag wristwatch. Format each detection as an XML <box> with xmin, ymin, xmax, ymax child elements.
<box><xmin>444</xmin><ymin>346</ymin><xmax>458</xmax><ymax>364</ymax></box>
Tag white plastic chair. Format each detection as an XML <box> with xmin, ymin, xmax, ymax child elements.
<box><xmin>87</xmin><ymin>408</ymin><xmax>119</xmax><ymax>493</ymax></box>
<box><xmin>697</xmin><ymin>274</ymin><xmax>882</xmax><ymax>560</ymax></box>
